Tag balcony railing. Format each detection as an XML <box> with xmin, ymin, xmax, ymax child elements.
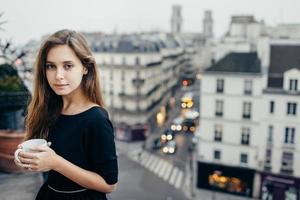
<box><xmin>215</xmin><ymin>112</ymin><xmax>223</xmax><ymax>117</ymax></box>
<box><xmin>280</xmin><ymin>167</ymin><xmax>294</xmax><ymax>175</ymax></box>
<box><xmin>132</xmin><ymin>78</ymin><xmax>145</xmax><ymax>87</ymax></box>
<box><xmin>242</xmin><ymin>114</ymin><xmax>251</xmax><ymax>119</ymax></box>
<box><xmin>263</xmin><ymin>163</ymin><xmax>272</xmax><ymax>172</ymax></box>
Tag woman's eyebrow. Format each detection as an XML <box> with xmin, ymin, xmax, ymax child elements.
<box><xmin>45</xmin><ymin>60</ymin><xmax>74</xmax><ymax>64</ymax></box>
<box><xmin>62</xmin><ymin>61</ymin><xmax>74</xmax><ymax>64</ymax></box>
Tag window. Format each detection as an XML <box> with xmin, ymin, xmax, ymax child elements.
<box><xmin>240</xmin><ymin>153</ymin><xmax>248</xmax><ymax>164</ymax></box>
<box><xmin>215</xmin><ymin>100</ymin><xmax>224</xmax><ymax>117</ymax></box>
<box><xmin>269</xmin><ymin>101</ymin><xmax>275</xmax><ymax>114</ymax></box>
<box><xmin>214</xmin><ymin>125</ymin><xmax>223</xmax><ymax>142</ymax></box>
<box><xmin>242</xmin><ymin>102</ymin><xmax>252</xmax><ymax>119</ymax></box>
<box><xmin>241</xmin><ymin>127</ymin><xmax>250</xmax><ymax>145</ymax></box>
<box><xmin>264</xmin><ymin>149</ymin><xmax>272</xmax><ymax>171</ymax></box>
<box><xmin>244</xmin><ymin>80</ymin><xmax>252</xmax><ymax>95</ymax></box>
<box><xmin>287</xmin><ymin>102</ymin><xmax>297</xmax><ymax>115</ymax></box>
<box><xmin>289</xmin><ymin>79</ymin><xmax>298</xmax><ymax>91</ymax></box>
<box><xmin>110</xmin><ymin>56</ymin><xmax>114</xmax><ymax>64</ymax></box>
<box><xmin>284</xmin><ymin>127</ymin><xmax>295</xmax><ymax>144</ymax></box>
<box><xmin>110</xmin><ymin>70</ymin><xmax>113</xmax><ymax>81</ymax></box>
<box><xmin>214</xmin><ymin>150</ymin><xmax>221</xmax><ymax>160</ymax></box>
<box><xmin>135</xmin><ymin>57</ymin><xmax>140</xmax><ymax>65</ymax></box>
<box><xmin>121</xmin><ymin>70</ymin><xmax>125</xmax><ymax>81</ymax></box>
<box><xmin>109</xmin><ymin>86</ymin><xmax>114</xmax><ymax>95</ymax></box>
<box><xmin>267</xmin><ymin>125</ymin><xmax>273</xmax><ymax>143</ymax></box>
<box><xmin>281</xmin><ymin>152</ymin><xmax>294</xmax><ymax>174</ymax></box>
<box><xmin>265</xmin><ymin>149</ymin><xmax>272</xmax><ymax>164</ymax></box>
<box><xmin>216</xmin><ymin>79</ymin><xmax>224</xmax><ymax>93</ymax></box>
<box><xmin>122</xmin><ymin>57</ymin><xmax>126</xmax><ymax>65</ymax></box>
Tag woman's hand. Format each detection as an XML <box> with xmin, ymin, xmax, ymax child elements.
<box><xmin>16</xmin><ymin>143</ymin><xmax>60</xmax><ymax>172</ymax></box>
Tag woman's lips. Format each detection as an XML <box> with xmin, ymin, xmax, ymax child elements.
<box><xmin>54</xmin><ymin>84</ymin><xmax>69</xmax><ymax>89</ymax></box>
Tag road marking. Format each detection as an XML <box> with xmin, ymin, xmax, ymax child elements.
<box><xmin>169</xmin><ymin>167</ymin><xmax>179</xmax><ymax>185</ymax></box>
<box><xmin>149</xmin><ymin>156</ymin><xmax>159</xmax><ymax>172</ymax></box>
<box><xmin>175</xmin><ymin>170</ymin><xmax>183</xmax><ymax>189</ymax></box>
<box><xmin>163</xmin><ymin>164</ymin><xmax>173</xmax><ymax>181</ymax></box>
<box><xmin>158</xmin><ymin>161</ymin><xmax>168</xmax><ymax>178</ymax></box>
<box><xmin>144</xmin><ymin>155</ymin><xmax>155</xmax><ymax>168</ymax></box>
<box><xmin>141</xmin><ymin>152</ymin><xmax>149</xmax><ymax>166</ymax></box>
<box><xmin>127</xmin><ymin>149</ymin><xmax>186</xmax><ymax>191</ymax></box>
<box><xmin>154</xmin><ymin>159</ymin><xmax>164</xmax><ymax>175</ymax></box>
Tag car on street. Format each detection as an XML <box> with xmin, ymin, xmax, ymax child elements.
<box><xmin>151</xmin><ymin>137</ymin><xmax>162</xmax><ymax>150</ymax></box>
<box><xmin>170</xmin><ymin>116</ymin><xmax>184</xmax><ymax>132</ymax></box>
<box><xmin>162</xmin><ymin>140</ymin><xmax>177</xmax><ymax>154</ymax></box>
<box><xmin>160</xmin><ymin>128</ymin><xmax>176</xmax><ymax>143</ymax></box>
<box><xmin>182</xmin><ymin>118</ymin><xmax>196</xmax><ymax>133</ymax></box>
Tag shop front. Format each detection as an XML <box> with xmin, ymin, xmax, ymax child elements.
<box><xmin>260</xmin><ymin>172</ymin><xmax>299</xmax><ymax>200</ymax></box>
<box><xmin>115</xmin><ymin>122</ymin><xmax>147</xmax><ymax>141</ymax></box>
<box><xmin>197</xmin><ymin>162</ymin><xmax>255</xmax><ymax>197</ymax></box>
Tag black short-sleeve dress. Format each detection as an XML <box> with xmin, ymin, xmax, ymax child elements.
<box><xmin>35</xmin><ymin>106</ymin><xmax>118</xmax><ymax>200</ymax></box>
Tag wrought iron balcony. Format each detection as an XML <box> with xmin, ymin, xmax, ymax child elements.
<box><xmin>132</xmin><ymin>78</ymin><xmax>145</xmax><ymax>87</ymax></box>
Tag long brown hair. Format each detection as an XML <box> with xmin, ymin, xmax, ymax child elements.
<box><xmin>25</xmin><ymin>29</ymin><xmax>104</xmax><ymax>140</ymax></box>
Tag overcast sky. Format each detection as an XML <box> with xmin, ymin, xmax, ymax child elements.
<box><xmin>1</xmin><ymin>0</ymin><xmax>300</xmax><ymax>45</ymax></box>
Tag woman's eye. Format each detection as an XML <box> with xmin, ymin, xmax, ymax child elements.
<box><xmin>46</xmin><ymin>64</ymin><xmax>55</xmax><ymax>69</ymax></box>
<box><xmin>64</xmin><ymin>64</ymin><xmax>73</xmax><ymax>70</ymax></box>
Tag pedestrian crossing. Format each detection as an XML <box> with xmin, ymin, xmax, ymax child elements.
<box><xmin>128</xmin><ymin>149</ymin><xmax>185</xmax><ymax>189</ymax></box>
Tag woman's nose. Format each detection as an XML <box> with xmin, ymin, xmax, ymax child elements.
<box><xmin>55</xmin><ymin>68</ymin><xmax>64</xmax><ymax>80</ymax></box>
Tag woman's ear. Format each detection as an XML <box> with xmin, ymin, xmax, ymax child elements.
<box><xmin>83</xmin><ymin>67</ymin><xmax>88</xmax><ymax>75</ymax></box>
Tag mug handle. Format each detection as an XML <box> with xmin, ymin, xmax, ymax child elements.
<box><xmin>14</xmin><ymin>149</ymin><xmax>23</xmax><ymax>163</ymax></box>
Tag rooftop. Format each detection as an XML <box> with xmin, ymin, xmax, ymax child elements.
<box><xmin>268</xmin><ymin>45</ymin><xmax>300</xmax><ymax>88</ymax></box>
<box><xmin>205</xmin><ymin>52</ymin><xmax>261</xmax><ymax>74</ymax></box>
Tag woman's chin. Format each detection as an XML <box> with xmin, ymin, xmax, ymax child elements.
<box><xmin>53</xmin><ymin>90</ymin><xmax>71</xmax><ymax>96</ymax></box>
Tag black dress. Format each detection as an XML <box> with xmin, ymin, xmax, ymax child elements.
<box><xmin>35</xmin><ymin>106</ymin><xmax>118</xmax><ymax>200</ymax></box>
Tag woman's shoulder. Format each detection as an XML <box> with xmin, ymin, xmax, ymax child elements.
<box><xmin>85</xmin><ymin>106</ymin><xmax>114</xmax><ymax>138</ymax></box>
<box><xmin>87</xmin><ymin>105</ymin><xmax>109</xmax><ymax>120</ymax></box>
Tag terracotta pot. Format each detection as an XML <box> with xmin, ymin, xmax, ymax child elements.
<box><xmin>0</xmin><ymin>130</ymin><xmax>26</xmax><ymax>173</ymax></box>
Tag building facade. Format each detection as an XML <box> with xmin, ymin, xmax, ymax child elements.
<box><xmin>196</xmin><ymin>41</ymin><xmax>300</xmax><ymax>200</ymax></box>
<box><xmin>92</xmin><ymin>33</ymin><xmax>189</xmax><ymax>141</ymax></box>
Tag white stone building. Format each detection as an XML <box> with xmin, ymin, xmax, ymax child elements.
<box><xmin>196</xmin><ymin>52</ymin><xmax>264</xmax><ymax>198</ymax></box>
<box><xmin>196</xmin><ymin>41</ymin><xmax>300</xmax><ymax>199</ymax></box>
<box><xmin>92</xmin><ymin>33</ymin><xmax>188</xmax><ymax>141</ymax></box>
<box><xmin>259</xmin><ymin>43</ymin><xmax>300</xmax><ymax>200</ymax></box>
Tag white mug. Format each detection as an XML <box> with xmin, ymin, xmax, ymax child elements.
<box><xmin>14</xmin><ymin>139</ymin><xmax>47</xmax><ymax>163</ymax></box>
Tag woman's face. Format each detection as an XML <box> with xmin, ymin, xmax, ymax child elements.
<box><xmin>45</xmin><ymin>45</ymin><xmax>88</xmax><ymax>96</ymax></box>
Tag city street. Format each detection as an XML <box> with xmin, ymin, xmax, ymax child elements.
<box><xmin>111</xmin><ymin>141</ymin><xmax>189</xmax><ymax>200</ymax></box>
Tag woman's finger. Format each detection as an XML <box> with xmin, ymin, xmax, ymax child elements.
<box><xmin>18</xmin><ymin>157</ymin><xmax>37</xmax><ymax>165</ymax></box>
<box><xmin>17</xmin><ymin>162</ymin><xmax>31</xmax><ymax>169</ymax></box>
<box><xmin>14</xmin><ymin>159</ymin><xmax>23</xmax><ymax>167</ymax></box>
<box><xmin>30</xmin><ymin>145</ymin><xmax>49</xmax><ymax>152</ymax></box>
<box><xmin>19</xmin><ymin>151</ymin><xmax>38</xmax><ymax>159</ymax></box>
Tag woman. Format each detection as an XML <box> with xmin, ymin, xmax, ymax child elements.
<box><xmin>15</xmin><ymin>29</ymin><xmax>118</xmax><ymax>200</ymax></box>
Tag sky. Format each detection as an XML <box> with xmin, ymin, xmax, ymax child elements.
<box><xmin>1</xmin><ymin>0</ymin><xmax>300</xmax><ymax>45</ymax></box>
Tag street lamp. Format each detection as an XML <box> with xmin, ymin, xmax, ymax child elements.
<box><xmin>188</xmin><ymin>135</ymin><xmax>199</xmax><ymax>198</ymax></box>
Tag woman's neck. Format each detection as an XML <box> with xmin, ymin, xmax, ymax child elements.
<box><xmin>61</xmin><ymin>87</ymin><xmax>93</xmax><ymax>115</ymax></box>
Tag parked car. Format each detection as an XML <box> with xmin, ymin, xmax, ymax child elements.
<box><xmin>182</xmin><ymin>118</ymin><xmax>196</xmax><ymax>133</ymax></box>
<box><xmin>160</xmin><ymin>128</ymin><xmax>175</xmax><ymax>143</ymax></box>
<box><xmin>170</xmin><ymin>116</ymin><xmax>184</xmax><ymax>132</ymax></box>
<box><xmin>151</xmin><ymin>137</ymin><xmax>162</xmax><ymax>150</ymax></box>
<box><xmin>162</xmin><ymin>140</ymin><xmax>177</xmax><ymax>154</ymax></box>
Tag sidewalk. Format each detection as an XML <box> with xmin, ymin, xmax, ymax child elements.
<box><xmin>0</xmin><ymin>172</ymin><xmax>43</xmax><ymax>200</ymax></box>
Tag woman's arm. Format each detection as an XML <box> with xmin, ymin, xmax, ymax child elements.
<box><xmin>16</xmin><ymin>145</ymin><xmax>117</xmax><ymax>193</ymax></box>
<box><xmin>54</xmin><ymin>154</ymin><xmax>117</xmax><ymax>193</ymax></box>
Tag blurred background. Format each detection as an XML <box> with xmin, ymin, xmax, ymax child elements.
<box><xmin>0</xmin><ymin>0</ymin><xmax>299</xmax><ymax>200</ymax></box>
